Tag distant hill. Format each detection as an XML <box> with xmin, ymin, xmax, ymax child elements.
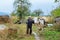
<box><xmin>0</xmin><ymin>12</ymin><xmax>9</xmax><ymax>16</ymax></box>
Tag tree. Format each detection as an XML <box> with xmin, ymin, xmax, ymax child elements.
<box><xmin>34</xmin><ymin>9</ymin><xmax>43</xmax><ymax>16</ymax></box>
<box><xmin>55</xmin><ymin>0</ymin><xmax>60</xmax><ymax>2</ymax></box>
<box><xmin>30</xmin><ymin>13</ymin><xmax>36</xmax><ymax>16</ymax></box>
<box><xmin>51</xmin><ymin>7</ymin><xmax>60</xmax><ymax>17</ymax></box>
<box><xmin>11</xmin><ymin>12</ymin><xmax>16</xmax><ymax>16</ymax></box>
<box><xmin>14</xmin><ymin>0</ymin><xmax>31</xmax><ymax>20</ymax></box>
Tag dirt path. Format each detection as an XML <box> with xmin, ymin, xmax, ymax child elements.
<box><xmin>33</xmin><ymin>32</ymin><xmax>40</xmax><ymax>40</ymax></box>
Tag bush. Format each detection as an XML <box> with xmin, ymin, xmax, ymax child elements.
<box><xmin>53</xmin><ymin>23</ymin><xmax>60</xmax><ymax>31</ymax></box>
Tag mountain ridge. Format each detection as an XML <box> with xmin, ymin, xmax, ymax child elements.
<box><xmin>0</xmin><ymin>12</ymin><xmax>9</xmax><ymax>16</ymax></box>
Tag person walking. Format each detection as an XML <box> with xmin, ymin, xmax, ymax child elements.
<box><xmin>26</xmin><ymin>16</ymin><xmax>34</xmax><ymax>35</ymax></box>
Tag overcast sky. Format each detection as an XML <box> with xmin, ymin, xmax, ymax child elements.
<box><xmin>0</xmin><ymin>0</ymin><xmax>59</xmax><ymax>15</ymax></box>
<box><xmin>0</xmin><ymin>0</ymin><xmax>14</xmax><ymax>14</ymax></box>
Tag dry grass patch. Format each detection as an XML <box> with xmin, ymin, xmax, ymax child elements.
<box><xmin>0</xmin><ymin>23</ymin><xmax>35</xmax><ymax>40</ymax></box>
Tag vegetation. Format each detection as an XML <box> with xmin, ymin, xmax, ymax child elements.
<box><xmin>38</xmin><ymin>27</ymin><xmax>60</xmax><ymax>40</ymax></box>
<box><xmin>55</xmin><ymin>0</ymin><xmax>60</xmax><ymax>2</ymax></box>
<box><xmin>33</xmin><ymin>9</ymin><xmax>43</xmax><ymax>16</ymax></box>
<box><xmin>1</xmin><ymin>0</ymin><xmax>60</xmax><ymax>40</ymax></box>
<box><xmin>0</xmin><ymin>24</ymin><xmax>35</xmax><ymax>40</ymax></box>
<box><xmin>38</xmin><ymin>6</ymin><xmax>60</xmax><ymax>39</ymax></box>
<box><xmin>51</xmin><ymin>7</ymin><xmax>60</xmax><ymax>17</ymax></box>
<box><xmin>11</xmin><ymin>12</ymin><xmax>16</xmax><ymax>16</ymax></box>
<box><xmin>13</xmin><ymin>0</ymin><xmax>31</xmax><ymax>20</ymax></box>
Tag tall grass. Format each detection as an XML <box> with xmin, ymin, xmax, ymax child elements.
<box><xmin>0</xmin><ymin>23</ymin><xmax>35</xmax><ymax>40</ymax></box>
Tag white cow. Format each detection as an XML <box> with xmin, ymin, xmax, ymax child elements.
<box><xmin>33</xmin><ymin>17</ymin><xmax>38</xmax><ymax>23</ymax></box>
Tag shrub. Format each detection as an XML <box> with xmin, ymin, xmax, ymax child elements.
<box><xmin>53</xmin><ymin>22</ymin><xmax>60</xmax><ymax>31</ymax></box>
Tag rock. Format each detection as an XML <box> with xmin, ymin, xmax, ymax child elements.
<box><xmin>0</xmin><ymin>24</ymin><xmax>6</xmax><ymax>30</ymax></box>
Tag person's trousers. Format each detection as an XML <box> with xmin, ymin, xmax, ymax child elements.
<box><xmin>26</xmin><ymin>26</ymin><xmax>32</xmax><ymax>35</ymax></box>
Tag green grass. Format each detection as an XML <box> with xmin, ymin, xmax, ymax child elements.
<box><xmin>38</xmin><ymin>27</ymin><xmax>60</xmax><ymax>40</ymax></box>
<box><xmin>32</xmin><ymin>24</ymin><xmax>38</xmax><ymax>32</ymax></box>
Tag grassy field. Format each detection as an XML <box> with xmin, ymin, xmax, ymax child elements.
<box><xmin>0</xmin><ymin>23</ymin><xmax>36</xmax><ymax>40</ymax></box>
<box><xmin>2</xmin><ymin>23</ymin><xmax>60</xmax><ymax>40</ymax></box>
<box><xmin>38</xmin><ymin>27</ymin><xmax>60</xmax><ymax>40</ymax></box>
<box><xmin>1</xmin><ymin>23</ymin><xmax>60</xmax><ymax>40</ymax></box>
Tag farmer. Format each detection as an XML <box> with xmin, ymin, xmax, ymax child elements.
<box><xmin>26</xmin><ymin>16</ymin><xmax>34</xmax><ymax>35</ymax></box>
